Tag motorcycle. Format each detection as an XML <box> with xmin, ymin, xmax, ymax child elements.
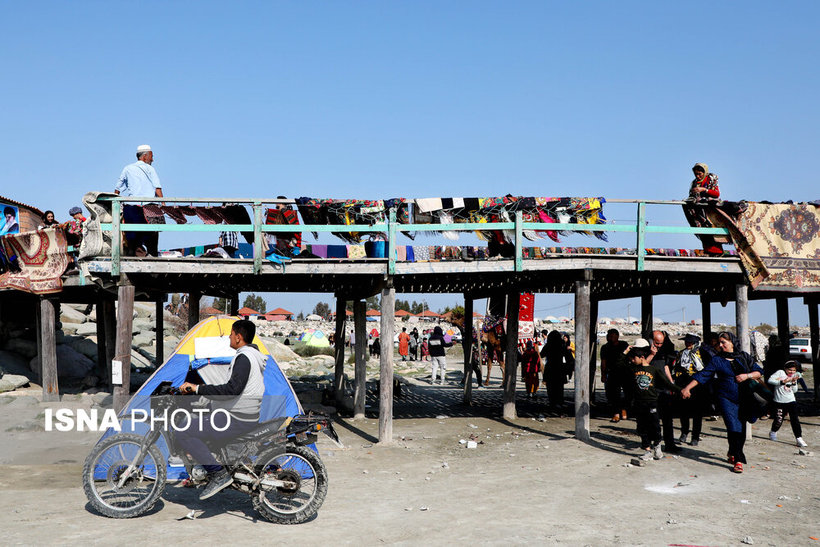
<box><xmin>82</xmin><ymin>382</ymin><xmax>340</xmax><ymax>523</ymax></box>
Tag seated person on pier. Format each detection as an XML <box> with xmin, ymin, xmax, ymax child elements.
<box><xmin>682</xmin><ymin>162</ymin><xmax>723</xmax><ymax>256</ymax></box>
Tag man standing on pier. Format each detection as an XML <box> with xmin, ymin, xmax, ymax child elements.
<box><xmin>114</xmin><ymin>144</ymin><xmax>164</xmax><ymax>256</ymax></box>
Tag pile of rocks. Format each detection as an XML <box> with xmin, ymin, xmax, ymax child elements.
<box><xmin>0</xmin><ymin>302</ymin><xmax>181</xmax><ymax>394</ymax></box>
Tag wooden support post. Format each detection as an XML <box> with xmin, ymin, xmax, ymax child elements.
<box><xmin>113</xmin><ymin>284</ymin><xmax>135</xmax><ymax>413</ymax></box>
<box><xmin>503</xmin><ymin>291</ymin><xmax>520</xmax><ymax>420</ymax></box>
<box><xmin>155</xmin><ymin>298</ymin><xmax>165</xmax><ymax>366</ymax></box>
<box><xmin>229</xmin><ymin>294</ymin><xmax>239</xmax><ymax>316</ymax></box>
<box><xmin>735</xmin><ymin>284</ymin><xmax>752</xmax><ymax>441</ymax></box>
<box><xmin>353</xmin><ymin>301</ymin><xmax>367</xmax><ymax>419</ymax></box>
<box><xmin>103</xmin><ymin>298</ymin><xmax>116</xmax><ymax>391</ymax></box>
<box><xmin>776</xmin><ymin>297</ymin><xmax>790</xmax><ymax>345</ymax></box>
<box><xmin>462</xmin><ymin>296</ymin><xmax>474</xmax><ymax>404</ymax></box>
<box><xmin>588</xmin><ymin>297</ymin><xmax>599</xmax><ymax>404</ymax></box>
<box><xmin>701</xmin><ymin>296</ymin><xmax>712</xmax><ymax>341</ymax></box>
<box><xmin>95</xmin><ymin>297</ymin><xmax>108</xmax><ymax>385</ymax></box>
<box><xmin>188</xmin><ymin>291</ymin><xmax>201</xmax><ymax>330</ymax></box>
<box><xmin>39</xmin><ymin>297</ymin><xmax>59</xmax><ymax>402</ymax></box>
<box><xmin>574</xmin><ymin>280</ymin><xmax>591</xmax><ymax>442</ymax></box>
<box><xmin>807</xmin><ymin>299</ymin><xmax>819</xmax><ymax>401</ymax></box>
<box><xmin>641</xmin><ymin>294</ymin><xmax>653</xmax><ymax>340</ymax></box>
<box><xmin>333</xmin><ymin>296</ymin><xmax>347</xmax><ymax>406</ymax></box>
<box><xmin>379</xmin><ymin>285</ymin><xmax>396</xmax><ymax>443</ymax></box>
<box><xmin>736</xmin><ymin>285</ymin><xmax>750</xmax><ymax>353</ymax></box>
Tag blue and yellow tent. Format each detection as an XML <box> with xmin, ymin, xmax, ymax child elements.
<box><xmin>95</xmin><ymin>315</ymin><xmax>304</xmax><ymax>479</ymax></box>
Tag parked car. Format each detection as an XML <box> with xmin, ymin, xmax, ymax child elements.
<box><xmin>789</xmin><ymin>337</ymin><xmax>813</xmax><ymax>362</ymax></box>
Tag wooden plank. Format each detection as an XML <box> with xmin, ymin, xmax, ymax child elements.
<box><xmin>574</xmin><ymin>280</ymin><xmax>591</xmax><ymax>442</ymax></box>
<box><xmin>701</xmin><ymin>296</ymin><xmax>712</xmax><ymax>341</ymax></box>
<box><xmin>379</xmin><ymin>285</ymin><xmax>396</xmax><ymax>443</ymax></box>
<box><xmin>588</xmin><ymin>297</ymin><xmax>599</xmax><ymax>404</ymax></box>
<box><xmin>641</xmin><ymin>294</ymin><xmax>653</xmax><ymax>340</ymax></box>
<box><xmin>229</xmin><ymin>294</ymin><xmax>239</xmax><ymax>316</ymax></box>
<box><xmin>353</xmin><ymin>301</ymin><xmax>367</xmax><ymax>419</ymax></box>
<box><xmin>111</xmin><ymin>200</ymin><xmax>121</xmax><ymax>277</ymax></box>
<box><xmin>155</xmin><ymin>299</ymin><xmax>165</xmax><ymax>365</ymax></box>
<box><xmin>188</xmin><ymin>291</ymin><xmax>201</xmax><ymax>330</ymax></box>
<box><xmin>503</xmin><ymin>291</ymin><xmax>520</xmax><ymax>420</ymax></box>
<box><xmin>636</xmin><ymin>202</ymin><xmax>646</xmax><ymax>271</ymax></box>
<box><xmin>103</xmin><ymin>298</ymin><xmax>116</xmax><ymax>390</ymax></box>
<box><xmin>462</xmin><ymin>296</ymin><xmax>474</xmax><ymax>404</ymax></box>
<box><xmin>95</xmin><ymin>297</ymin><xmax>107</xmax><ymax>382</ymax></box>
<box><xmin>388</xmin><ymin>208</ymin><xmax>397</xmax><ymax>276</ymax></box>
<box><xmin>253</xmin><ymin>202</ymin><xmax>264</xmax><ymax>275</ymax></box>
<box><xmin>808</xmin><ymin>300</ymin><xmax>819</xmax><ymax>401</ymax></box>
<box><xmin>40</xmin><ymin>297</ymin><xmax>59</xmax><ymax>402</ymax></box>
<box><xmin>776</xmin><ymin>297</ymin><xmax>790</xmax><ymax>346</ymax></box>
<box><xmin>333</xmin><ymin>297</ymin><xmax>347</xmax><ymax>406</ymax></box>
<box><xmin>113</xmin><ymin>284</ymin><xmax>135</xmax><ymax>413</ymax></box>
<box><xmin>736</xmin><ymin>285</ymin><xmax>750</xmax><ymax>353</ymax></box>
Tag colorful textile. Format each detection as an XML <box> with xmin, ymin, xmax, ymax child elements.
<box><xmin>142</xmin><ymin>203</ymin><xmax>166</xmax><ymax>225</ymax></box>
<box><xmin>327</xmin><ymin>245</ymin><xmax>347</xmax><ymax>259</ymax></box>
<box><xmin>709</xmin><ymin>202</ymin><xmax>820</xmax><ymax>290</ymax></box>
<box><xmin>396</xmin><ymin>246</ymin><xmax>407</xmax><ymax>261</ymax></box>
<box><xmin>161</xmin><ymin>205</ymin><xmax>188</xmax><ymax>224</ymax></box>
<box><xmin>414</xmin><ymin>246</ymin><xmax>430</xmax><ymax>261</ymax></box>
<box><xmin>347</xmin><ymin>245</ymin><xmax>366</xmax><ymax>259</ymax></box>
<box><xmin>0</xmin><ymin>227</ymin><xmax>70</xmax><ymax>294</ymax></box>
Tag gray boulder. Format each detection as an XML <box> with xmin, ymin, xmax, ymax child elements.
<box><xmin>60</xmin><ymin>306</ymin><xmax>90</xmax><ymax>325</ymax></box>
<box><xmin>61</xmin><ymin>322</ymin><xmax>79</xmax><ymax>335</ymax></box>
<box><xmin>3</xmin><ymin>338</ymin><xmax>38</xmax><ymax>359</ymax></box>
<box><xmin>68</xmin><ymin>338</ymin><xmax>99</xmax><ymax>362</ymax></box>
<box><xmin>0</xmin><ymin>350</ymin><xmax>37</xmax><ymax>380</ymax></box>
<box><xmin>75</xmin><ymin>323</ymin><xmax>98</xmax><ymax>337</ymax></box>
<box><xmin>0</xmin><ymin>374</ymin><xmax>31</xmax><ymax>393</ymax></box>
<box><xmin>50</xmin><ymin>345</ymin><xmax>95</xmax><ymax>379</ymax></box>
<box><xmin>132</xmin><ymin>332</ymin><xmax>155</xmax><ymax>349</ymax></box>
<box><xmin>133</xmin><ymin>302</ymin><xmax>155</xmax><ymax>319</ymax></box>
<box><xmin>132</xmin><ymin>318</ymin><xmax>154</xmax><ymax>335</ymax></box>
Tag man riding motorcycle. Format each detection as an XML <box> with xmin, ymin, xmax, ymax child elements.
<box><xmin>178</xmin><ymin>319</ymin><xmax>266</xmax><ymax>500</ymax></box>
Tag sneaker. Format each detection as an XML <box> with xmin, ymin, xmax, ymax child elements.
<box><xmin>679</xmin><ymin>433</ymin><xmax>689</xmax><ymax>444</ymax></box>
<box><xmin>621</xmin><ymin>410</ymin><xmax>628</xmax><ymax>420</ymax></box>
<box><xmin>640</xmin><ymin>451</ymin><xmax>653</xmax><ymax>461</ymax></box>
<box><xmin>769</xmin><ymin>431</ymin><xmax>777</xmax><ymax>442</ymax></box>
<box><xmin>611</xmin><ymin>414</ymin><xmax>621</xmax><ymax>423</ymax></box>
<box><xmin>796</xmin><ymin>437</ymin><xmax>808</xmax><ymax>448</ymax></box>
<box><xmin>199</xmin><ymin>470</ymin><xmax>233</xmax><ymax>500</ymax></box>
<box><xmin>653</xmin><ymin>444</ymin><xmax>664</xmax><ymax>460</ymax></box>
<box><xmin>733</xmin><ymin>462</ymin><xmax>744</xmax><ymax>473</ymax></box>
<box><xmin>663</xmin><ymin>443</ymin><xmax>682</xmax><ymax>454</ymax></box>
<box><xmin>690</xmin><ymin>437</ymin><xmax>699</xmax><ymax>447</ymax></box>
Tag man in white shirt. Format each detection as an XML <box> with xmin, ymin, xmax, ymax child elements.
<box><xmin>115</xmin><ymin>144</ymin><xmax>164</xmax><ymax>255</ymax></box>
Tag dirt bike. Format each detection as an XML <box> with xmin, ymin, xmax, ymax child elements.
<box><xmin>82</xmin><ymin>382</ymin><xmax>340</xmax><ymax>524</ymax></box>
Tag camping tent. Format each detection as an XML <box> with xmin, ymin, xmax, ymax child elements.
<box><xmin>299</xmin><ymin>329</ymin><xmax>330</xmax><ymax>348</ymax></box>
<box><xmin>92</xmin><ymin>315</ymin><xmax>304</xmax><ymax>479</ymax></box>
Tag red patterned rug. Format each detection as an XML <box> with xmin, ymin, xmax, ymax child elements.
<box><xmin>0</xmin><ymin>227</ymin><xmax>69</xmax><ymax>294</ymax></box>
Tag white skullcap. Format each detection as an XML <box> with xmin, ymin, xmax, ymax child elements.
<box><xmin>136</xmin><ymin>144</ymin><xmax>152</xmax><ymax>153</ymax></box>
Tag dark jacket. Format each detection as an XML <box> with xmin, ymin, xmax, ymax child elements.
<box><xmin>427</xmin><ymin>327</ymin><xmax>452</xmax><ymax>357</ymax></box>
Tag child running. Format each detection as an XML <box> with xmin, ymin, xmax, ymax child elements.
<box><xmin>627</xmin><ymin>338</ymin><xmax>681</xmax><ymax>461</ymax></box>
<box><xmin>768</xmin><ymin>360</ymin><xmax>808</xmax><ymax>448</ymax></box>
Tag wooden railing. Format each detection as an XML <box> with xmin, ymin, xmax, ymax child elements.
<box><xmin>97</xmin><ymin>197</ymin><xmax>731</xmax><ymax>276</ymax></box>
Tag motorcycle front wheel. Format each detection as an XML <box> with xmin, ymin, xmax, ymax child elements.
<box><xmin>252</xmin><ymin>444</ymin><xmax>328</xmax><ymax>524</ymax></box>
<box><xmin>82</xmin><ymin>433</ymin><xmax>167</xmax><ymax>518</ymax></box>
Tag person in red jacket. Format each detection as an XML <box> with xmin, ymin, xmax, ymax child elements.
<box><xmin>520</xmin><ymin>341</ymin><xmax>541</xmax><ymax>398</ymax></box>
<box><xmin>683</xmin><ymin>162</ymin><xmax>723</xmax><ymax>255</ymax></box>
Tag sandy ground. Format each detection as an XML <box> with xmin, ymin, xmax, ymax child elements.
<box><xmin>0</xmin><ymin>368</ymin><xmax>818</xmax><ymax>547</ymax></box>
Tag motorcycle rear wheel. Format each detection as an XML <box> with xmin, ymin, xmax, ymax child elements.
<box><xmin>252</xmin><ymin>444</ymin><xmax>328</xmax><ymax>524</ymax></box>
<box><xmin>82</xmin><ymin>433</ymin><xmax>167</xmax><ymax>518</ymax></box>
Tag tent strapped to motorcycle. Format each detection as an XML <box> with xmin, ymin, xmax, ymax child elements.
<box><xmin>93</xmin><ymin>315</ymin><xmax>304</xmax><ymax>479</ymax></box>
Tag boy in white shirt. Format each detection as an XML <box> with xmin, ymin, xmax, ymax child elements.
<box><xmin>767</xmin><ymin>360</ymin><xmax>808</xmax><ymax>447</ymax></box>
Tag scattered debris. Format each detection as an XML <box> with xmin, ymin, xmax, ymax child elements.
<box><xmin>441</xmin><ymin>462</ymin><xmax>449</xmax><ymax>469</ymax></box>
<box><xmin>177</xmin><ymin>510</ymin><xmax>198</xmax><ymax>520</ymax></box>
<box><xmin>419</xmin><ymin>506</ymin><xmax>429</xmax><ymax>511</ymax></box>
<box><xmin>435</xmin><ymin>415</ymin><xmax>448</xmax><ymax>420</ymax></box>
<box><xmin>740</xmin><ymin>500</ymin><xmax>750</xmax><ymax>504</ymax></box>
<box><xmin>405</xmin><ymin>507</ymin><xmax>413</xmax><ymax>512</ymax></box>
<box><xmin>630</xmin><ymin>458</ymin><xmax>647</xmax><ymax>467</ymax></box>
<box><xmin>362</xmin><ymin>470</ymin><xmax>369</xmax><ymax>474</ymax></box>
<box><xmin>459</xmin><ymin>439</ymin><xmax>467</xmax><ymax>445</ymax></box>
<box><xmin>741</xmin><ymin>536</ymin><xmax>754</xmax><ymax>545</ymax></box>
<box><xmin>466</xmin><ymin>441</ymin><xmax>478</xmax><ymax>449</ymax></box>
<box><xmin>468</xmin><ymin>424</ymin><xmax>477</xmax><ymax>429</ymax></box>
<box><xmin>798</xmin><ymin>448</ymin><xmax>813</xmax><ymax>457</ymax></box>
<box><xmin>666</xmin><ymin>518</ymin><xmax>678</xmax><ymax>524</ymax></box>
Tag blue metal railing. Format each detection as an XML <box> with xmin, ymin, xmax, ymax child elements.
<box><xmin>96</xmin><ymin>197</ymin><xmax>730</xmax><ymax>276</ymax></box>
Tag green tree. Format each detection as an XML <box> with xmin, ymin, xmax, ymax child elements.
<box><xmin>212</xmin><ymin>297</ymin><xmax>228</xmax><ymax>312</ymax></box>
<box><xmin>395</xmin><ymin>299</ymin><xmax>411</xmax><ymax>312</ymax></box>
<box><xmin>297</xmin><ymin>311</ymin><xmax>305</xmax><ymax>321</ymax></box>
<box><xmin>410</xmin><ymin>301</ymin><xmax>424</xmax><ymax>315</ymax></box>
<box><xmin>242</xmin><ymin>293</ymin><xmax>267</xmax><ymax>314</ymax></box>
<box><xmin>313</xmin><ymin>302</ymin><xmax>331</xmax><ymax>318</ymax></box>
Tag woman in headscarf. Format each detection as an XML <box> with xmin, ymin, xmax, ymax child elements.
<box><xmin>681</xmin><ymin>331</ymin><xmax>763</xmax><ymax>473</ymax></box>
<box><xmin>682</xmin><ymin>162</ymin><xmax>723</xmax><ymax>255</ymax></box>
<box><xmin>38</xmin><ymin>210</ymin><xmax>60</xmax><ymax>230</ymax></box>
<box><xmin>540</xmin><ymin>330</ymin><xmax>572</xmax><ymax>411</ymax></box>
<box><xmin>520</xmin><ymin>340</ymin><xmax>541</xmax><ymax>398</ymax></box>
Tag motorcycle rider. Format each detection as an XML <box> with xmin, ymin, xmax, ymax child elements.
<box><xmin>178</xmin><ymin>319</ymin><xmax>267</xmax><ymax>500</ymax></box>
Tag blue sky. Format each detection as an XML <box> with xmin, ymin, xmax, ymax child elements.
<box><xmin>2</xmin><ymin>1</ymin><xmax>818</xmax><ymax>325</ymax></box>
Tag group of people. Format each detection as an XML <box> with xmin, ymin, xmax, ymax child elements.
<box><xmin>397</xmin><ymin>327</ymin><xmax>434</xmax><ymax>362</ymax></box>
<box><xmin>600</xmin><ymin>328</ymin><xmax>808</xmax><ymax>472</ymax></box>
